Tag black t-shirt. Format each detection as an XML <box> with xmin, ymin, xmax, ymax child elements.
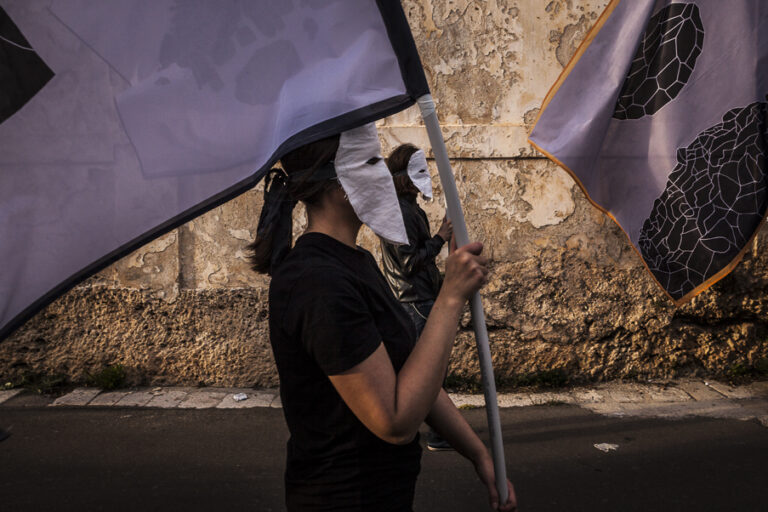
<box><xmin>269</xmin><ymin>232</ymin><xmax>422</xmax><ymax>509</ymax></box>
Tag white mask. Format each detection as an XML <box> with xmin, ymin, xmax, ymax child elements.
<box><xmin>406</xmin><ymin>149</ymin><xmax>432</xmax><ymax>199</ymax></box>
<box><xmin>335</xmin><ymin>123</ymin><xmax>408</xmax><ymax>245</ymax></box>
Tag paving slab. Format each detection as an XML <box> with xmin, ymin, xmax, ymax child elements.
<box><xmin>675</xmin><ymin>380</ymin><xmax>725</xmax><ymax>401</ymax></box>
<box><xmin>580</xmin><ymin>401</ymin><xmax>652</xmax><ymax>418</ymax></box>
<box><xmin>580</xmin><ymin>401</ymin><xmax>630</xmax><ymax>417</ymax></box>
<box><xmin>51</xmin><ymin>388</ymin><xmax>101</xmax><ymax>406</ymax></box>
<box><xmin>88</xmin><ymin>391</ymin><xmax>131</xmax><ymax>406</ymax></box>
<box><xmin>630</xmin><ymin>401</ymin><xmax>737</xmax><ymax>419</ymax></box>
<box><xmin>177</xmin><ymin>390</ymin><xmax>228</xmax><ymax>409</ymax></box>
<box><xmin>668</xmin><ymin>401</ymin><xmax>757</xmax><ymax>421</ymax></box>
<box><xmin>570</xmin><ymin>388</ymin><xmax>605</xmax><ymax>403</ymax></box>
<box><xmin>216</xmin><ymin>390</ymin><xmax>275</xmax><ymax>409</ymax></box>
<box><xmin>145</xmin><ymin>389</ymin><xmax>191</xmax><ymax>408</ymax></box>
<box><xmin>115</xmin><ymin>391</ymin><xmax>155</xmax><ymax>407</ymax></box>
<box><xmin>451</xmin><ymin>394</ymin><xmax>486</xmax><ymax>408</ymax></box>
<box><xmin>0</xmin><ymin>389</ymin><xmax>22</xmax><ymax>405</ymax></box>
<box><xmin>528</xmin><ymin>392</ymin><xmax>576</xmax><ymax>405</ymax></box>
<box><xmin>646</xmin><ymin>386</ymin><xmax>691</xmax><ymax>402</ymax></box>
<box><xmin>497</xmin><ymin>393</ymin><xmax>533</xmax><ymax>408</ymax></box>
<box><xmin>583</xmin><ymin>399</ymin><xmax>762</xmax><ymax>423</ymax></box>
<box><xmin>747</xmin><ymin>381</ymin><xmax>768</xmax><ymax>398</ymax></box>
<box><xmin>598</xmin><ymin>383</ymin><xmax>651</xmax><ymax>403</ymax></box>
<box><xmin>705</xmin><ymin>380</ymin><xmax>754</xmax><ymax>399</ymax></box>
<box><xmin>0</xmin><ymin>392</ymin><xmax>52</xmax><ymax>407</ymax></box>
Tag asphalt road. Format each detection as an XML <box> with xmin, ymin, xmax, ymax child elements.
<box><xmin>1</xmin><ymin>401</ymin><xmax>766</xmax><ymax>511</ymax></box>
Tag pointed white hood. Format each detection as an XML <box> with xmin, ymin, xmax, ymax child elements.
<box><xmin>406</xmin><ymin>149</ymin><xmax>432</xmax><ymax>199</ymax></box>
<box><xmin>335</xmin><ymin>123</ymin><xmax>408</xmax><ymax>244</ymax></box>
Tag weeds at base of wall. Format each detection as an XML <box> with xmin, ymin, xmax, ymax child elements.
<box><xmin>726</xmin><ymin>357</ymin><xmax>768</xmax><ymax>384</ymax></box>
<box><xmin>85</xmin><ymin>364</ymin><xmax>127</xmax><ymax>390</ymax></box>
<box><xmin>500</xmin><ymin>369</ymin><xmax>570</xmax><ymax>389</ymax></box>
<box><xmin>3</xmin><ymin>364</ymin><xmax>131</xmax><ymax>394</ymax></box>
<box><xmin>2</xmin><ymin>372</ymin><xmax>70</xmax><ymax>395</ymax></box>
<box><xmin>444</xmin><ymin>374</ymin><xmax>483</xmax><ymax>393</ymax></box>
<box><xmin>445</xmin><ymin>368</ymin><xmax>570</xmax><ymax>393</ymax></box>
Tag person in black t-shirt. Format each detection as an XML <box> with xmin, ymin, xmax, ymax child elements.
<box><xmin>248</xmin><ymin>129</ymin><xmax>517</xmax><ymax>512</ymax></box>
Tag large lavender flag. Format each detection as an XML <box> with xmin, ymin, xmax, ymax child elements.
<box><xmin>529</xmin><ymin>0</ymin><xmax>768</xmax><ymax>304</ymax></box>
<box><xmin>0</xmin><ymin>0</ymin><xmax>429</xmax><ymax>339</ymax></box>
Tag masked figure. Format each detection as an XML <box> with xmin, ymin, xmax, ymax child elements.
<box><xmin>379</xmin><ymin>143</ymin><xmax>454</xmax><ymax>451</ymax></box>
<box><xmin>250</xmin><ymin>127</ymin><xmax>512</xmax><ymax>511</ymax></box>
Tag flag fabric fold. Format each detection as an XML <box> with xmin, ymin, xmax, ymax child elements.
<box><xmin>529</xmin><ymin>0</ymin><xmax>768</xmax><ymax>304</ymax></box>
<box><xmin>0</xmin><ymin>0</ymin><xmax>429</xmax><ymax>339</ymax></box>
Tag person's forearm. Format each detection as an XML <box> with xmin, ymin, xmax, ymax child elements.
<box><xmin>424</xmin><ymin>234</ymin><xmax>445</xmax><ymax>259</ymax></box>
<box><xmin>389</xmin><ymin>289</ymin><xmax>465</xmax><ymax>440</ymax></box>
<box><xmin>426</xmin><ymin>389</ymin><xmax>488</xmax><ymax>463</ymax></box>
<box><xmin>328</xmin><ymin>243</ymin><xmax>486</xmax><ymax>445</ymax></box>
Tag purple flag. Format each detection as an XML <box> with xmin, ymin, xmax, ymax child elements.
<box><xmin>530</xmin><ymin>0</ymin><xmax>768</xmax><ymax>304</ymax></box>
<box><xmin>0</xmin><ymin>0</ymin><xmax>429</xmax><ymax>339</ymax></box>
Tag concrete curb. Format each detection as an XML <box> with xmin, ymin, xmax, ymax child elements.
<box><xmin>4</xmin><ymin>379</ymin><xmax>767</xmax><ymax>427</ymax></box>
<box><xmin>0</xmin><ymin>389</ymin><xmax>22</xmax><ymax>405</ymax></box>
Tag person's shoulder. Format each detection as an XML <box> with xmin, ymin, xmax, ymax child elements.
<box><xmin>273</xmin><ymin>254</ymin><xmax>355</xmax><ymax>294</ymax></box>
<box><xmin>272</xmin><ymin>256</ymin><xmax>343</xmax><ymax>286</ymax></box>
<box><xmin>273</xmin><ymin>233</ymin><xmax>373</xmax><ymax>292</ymax></box>
<box><xmin>270</xmin><ymin>262</ymin><xmax>356</xmax><ymax>322</ymax></box>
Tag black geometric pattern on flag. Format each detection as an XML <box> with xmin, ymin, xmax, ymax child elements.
<box><xmin>613</xmin><ymin>3</ymin><xmax>703</xmax><ymax>120</ymax></box>
<box><xmin>638</xmin><ymin>100</ymin><xmax>768</xmax><ymax>300</ymax></box>
<box><xmin>0</xmin><ymin>6</ymin><xmax>53</xmax><ymax>125</ymax></box>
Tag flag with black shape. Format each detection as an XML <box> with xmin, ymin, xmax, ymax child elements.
<box><xmin>529</xmin><ymin>0</ymin><xmax>768</xmax><ymax>304</ymax></box>
<box><xmin>0</xmin><ymin>0</ymin><xmax>429</xmax><ymax>338</ymax></box>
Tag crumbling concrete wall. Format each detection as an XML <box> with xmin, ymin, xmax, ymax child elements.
<box><xmin>3</xmin><ymin>0</ymin><xmax>767</xmax><ymax>388</ymax></box>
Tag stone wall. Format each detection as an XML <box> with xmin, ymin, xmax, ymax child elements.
<box><xmin>3</xmin><ymin>0</ymin><xmax>767</xmax><ymax>388</ymax></box>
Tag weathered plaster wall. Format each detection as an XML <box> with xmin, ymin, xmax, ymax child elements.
<box><xmin>3</xmin><ymin>0</ymin><xmax>767</xmax><ymax>387</ymax></box>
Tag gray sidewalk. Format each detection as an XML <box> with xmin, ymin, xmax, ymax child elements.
<box><xmin>3</xmin><ymin>378</ymin><xmax>767</xmax><ymax>427</ymax></box>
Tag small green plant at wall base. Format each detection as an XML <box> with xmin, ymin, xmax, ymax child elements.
<box><xmin>20</xmin><ymin>373</ymin><xmax>69</xmax><ymax>394</ymax></box>
<box><xmin>726</xmin><ymin>359</ymin><xmax>768</xmax><ymax>383</ymax></box>
<box><xmin>444</xmin><ymin>375</ymin><xmax>482</xmax><ymax>393</ymax></box>
<box><xmin>86</xmin><ymin>364</ymin><xmax>127</xmax><ymax>390</ymax></box>
<box><xmin>5</xmin><ymin>373</ymin><xmax>70</xmax><ymax>394</ymax></box>
<box><xmin>728</xmin><ymin>363</ymin><xmax>749</xmax><ymax>378</ymax></box>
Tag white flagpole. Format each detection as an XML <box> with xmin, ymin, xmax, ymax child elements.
<box><xmin>417</xmin><ymin>94</ymin><xmax>508</xmax><ymax>503</ymax></box>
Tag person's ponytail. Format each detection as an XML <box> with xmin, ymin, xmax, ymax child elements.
<box><xmin>248</xmin><ymin>168</ymin><xmax>296</xmax><ymax>275</ymax></box>
<box><xmin>247</xmin><ymin>135</ymin><xmax>340</xmax><ymax>274</ymax></box>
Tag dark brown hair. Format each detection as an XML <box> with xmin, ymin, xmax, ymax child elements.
<box><xmin>247</xmin><ymin>135</ymin><xmax>340</xmax><ymax>274</ymax></box>
<box><xmin>386</xmin><ymin>143</ymin><xmax>420</xmax><ymax>197</ymax></box>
